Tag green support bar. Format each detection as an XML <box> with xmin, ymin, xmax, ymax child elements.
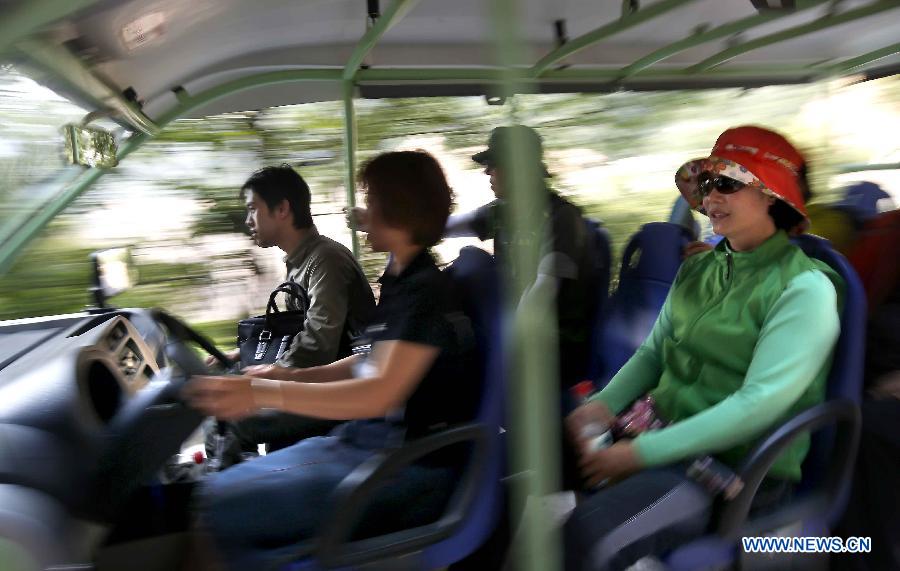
<box><xmin>0</xmin><ymin>55</ymin><xmax>841</xmax><ymax>273</ymax></box>
<box><xmin>16</xmin><ymin>38</ymin><xmax>160</xmax><ymax>135</ymax></box>
<box><xmin>343</xmin><ymin>0</ymin><xmax>421</xmax><ymax>80</ymax></box>
<box><xmin>0</xmin><ymin>0</ymin><xmax>98</xmax><ymax>56</ymax></box>
<box><xmin>493</xmin><ymin>1</ymin><xmax>562</xmax><ymax>571</ymax></box>
<box><xmin>153</xmin><ymin>70</ymin><xmax>343</xmax><ymax>125</ymax></box>
<box><xmin>0</xmin><ymin>50</ymin><xmax>862</xmax><ymax>273</ymax></box>
<box><xmin>340</xmin><ymin>0</ymin><xmax>420</xmax><ymax>256</ymax></box>
<box><xmin>618</xmin><ymin>0</ymin><xmax>830</xmax><ymax>79</ymax></box>
<box><xmin>359</xmin><ymin>64</ymin><xmax>814</xmax><ymax>83</ymax></box>
<box><xmin>531</xmin><ymin>0</ymin><xmax>701</xmax><ymax>78</ymax></box>
<box><xmin>0</xmin><ymin>134</ymin><xmax>147</xmax><ymax>274</ymax></box>
<box><xmin>4</xmin><ymin>32</ymin><xmax>891</xmax><ymax>271</ymax></box>
<box><xmin>0</xmin><ymin>70</ymin><xmax>342</xmax><ymax>274</ymax></box>
<box><xmin>358</xmin><ymin>68</ymin><xmax>512</xmax><ymax>82</ymax></box>
<box><xmin>541</xmin><ymin>64</ymin><xmax>813</xmax><ymax>80</ymax></box>
<box><xmin>689</xmin><ymin>0</ymin><xmax>900</xmax><ymax>73</ymax></box>
<box><xmin>838</xmin><ymin>162</ymin><xmax>900</xmax><ymax>173</ymax></box>
<box><xmin>343</xmin><ymin>81</ymin><xmax>360</xmax><ymax>258</ymax></box>
<box><xmin>828</xmin><ymin>41</ymin><xmax>900</xmax><ymax>73</ymax></box>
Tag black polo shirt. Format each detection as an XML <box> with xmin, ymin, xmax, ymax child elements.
<box><xmin>358</xmin><ymin>250</ymin><xmax>479</xmax><ymax>439</ymax></box>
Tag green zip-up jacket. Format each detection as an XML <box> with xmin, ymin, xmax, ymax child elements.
<box><xmin>592</xmin><ymin>231</ymin><xmax>843</xmax><ymax>481</ymax></box>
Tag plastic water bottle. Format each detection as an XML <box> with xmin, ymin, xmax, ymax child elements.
<box><xmin>570</xmin><ymin>380</ymin><xmax>613</xmax><ymax>452</ymax></box>
<box><xmin>205</xmin><ymin>420</ymin><xmax>228</xmax><ymax>473</ymax></box>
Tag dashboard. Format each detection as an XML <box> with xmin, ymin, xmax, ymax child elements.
<box><xmin>76</xmin><ymin>315</ymin><xmax>162</xmax><ymax>424</ymax></box>
<box><xmin>0</xmin><ymin>310</ymin><xmax>167</xmax><ymax>428</ymax></box>
<box><xmin>0</xmin><ymin>308</ymin><xmax>203</xmax><ymax>522</ymax></box>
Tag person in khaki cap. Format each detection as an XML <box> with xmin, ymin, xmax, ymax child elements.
<box><xmin>447</xmin><ymin>124</ymin><xmax>601</xmax><ymax>389</ymax></box>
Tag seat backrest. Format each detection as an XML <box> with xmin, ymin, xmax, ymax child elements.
<box><xmin>589</xmin><ymin>222</ymin><xmax>691</xmax><ymax>384</ymax></box>
<box><xmin>422</xmin><ymin>246</ymin><xmax>505</xmax><ymax>567</ymax></box>
<box><xmin>792</xmin><ymin>234</ymin><xmax>866</xmax><ymax>404</ymax></box>
<box><xmin>847</xmin><ymin>209</ymin><xmax>900</xmax><ymax>308</ymax></box>
<box><xmin>443</xmin><ymin>246</ymin><xmax>504</xmax><ymax>425</ymax></box>
<box><xmin>791</xmin><ymin>235</ymin><xmax>866</xmax><ymax>513</ymax></box>
<box><xmin>584</xmin><ymin>217</ymin><xmax>612</xmax><ymax>315</ymax></box>
<box><xmin>583</xmin><ymin>219</ymin><xmax>611</xmax><ymax>381</ymax></box>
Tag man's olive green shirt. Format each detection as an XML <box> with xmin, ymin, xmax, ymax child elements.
<box><xmin>278</xmin><ymin>227</ymin><xmax>375</xmax><ymax>368</ymax></box>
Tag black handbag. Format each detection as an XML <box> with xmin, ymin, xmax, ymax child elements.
<box><xmin>237</xmin><ymin>281</ymin><xmax>309</xmax><ymax>367</ymax></box>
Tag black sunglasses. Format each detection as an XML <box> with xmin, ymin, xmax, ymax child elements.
<box><xmin>697</xmin><ymin>171</ymin><xmax>746</xmax><ymax>198</ymax></box>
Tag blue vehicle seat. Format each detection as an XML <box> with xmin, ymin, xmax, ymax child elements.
<box><xmin>587</xmin><ymin>222</ymin><xmax>692</xmax><ymax>386</ymax></box>
<box><xmin>581</xmin><ymin>218</ymin><xmax>612</xmax><ymax>382</ymax></box>
<box><xmin>279</xmin><ymin>246</ymin><xmax>505</xmax><ymax>570</ymax></box>
<box><xmin>584</xmin><ymin>217</ymin><xmax>612</xmax><ymax>319</ymax></box>
<box><xmin>664</xmin><ymin>233</ymin><xmax>866</xmax><ymax>571</ymax></box>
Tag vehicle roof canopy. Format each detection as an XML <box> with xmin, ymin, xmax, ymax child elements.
<box><xmin>2</xmin><ymin>0</ymin><xmax>899</xmax><ymax>128</ymax></box>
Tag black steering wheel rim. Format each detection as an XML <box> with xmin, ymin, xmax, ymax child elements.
<box><xmin>149</xmin><ymin>309</ymin><xmax>236</xmax><ymax>377</ymax></box>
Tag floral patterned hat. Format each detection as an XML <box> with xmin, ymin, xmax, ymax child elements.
<box><xmin>676</xmin><ymin>126</ymin><xmax>809</xmax><ymax>231</ymax></box>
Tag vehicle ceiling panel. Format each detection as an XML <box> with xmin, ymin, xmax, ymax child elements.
<box><xmin>3</xmin><ymin>0</ymin><xmax>898</xmax><ymax>119</ymax></box>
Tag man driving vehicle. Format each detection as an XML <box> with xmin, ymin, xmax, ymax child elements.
<box><xmin>206</xmin><ymin>165</ymin><xmax>375</xmax><ymax>467</ymax></box>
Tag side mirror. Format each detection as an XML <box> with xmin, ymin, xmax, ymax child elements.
<box><xmin>90</xmin><ymin>247</ymin><xmax>137</xmax><ymax>308</ymax></box>
<box><xmin>63</xmin><ymin>124</ymin><xmax>119</xmax><ymax>168</ymax></box>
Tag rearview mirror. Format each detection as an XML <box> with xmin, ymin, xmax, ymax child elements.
<box><xmin>63</xmin><ymin>124</ymin><xmax>119</xmax><ymax>168</ymax></box>
<box><xmin>90</xmin><ymin>247</ymin><xmax>137</xmax><ymax>308</ymax></box>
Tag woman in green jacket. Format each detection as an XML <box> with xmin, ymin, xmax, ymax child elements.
<box><xmin>565</xmin><ymin>126</ymin><xmax>843</xmax><ymax>571</ymax></box>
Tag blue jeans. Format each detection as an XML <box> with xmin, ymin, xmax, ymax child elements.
<box><xmin>196</xmin><ymin>420</ymin><xmax>458</xmax><ymax>570</ymax></box>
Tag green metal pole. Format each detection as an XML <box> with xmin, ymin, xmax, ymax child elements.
<box><xmin>340</xmin><ymin>0</ymin><xmax>421</xmax><ymax>259</ymax></box>
<box><xmin>541</xmin><ymin>64</ymin><xmax>813</xmax><ymax>80</ymax></box>
<box><xmin>16</xmin><ymin>38</ymin><xmax>160</xmax><ymax>135</ymax></box>
<box><xmin>0</xmin><ymin>72</ymin><xmax>343</xmax><ymax>274</ymax></box>
<box><xmin>618</xmin><ymin>0</ymin><xmax>830</xmax><ymax>79</ymax></box>
<box><xmin>493</xmin><ymin>2</ymin><xmax>561</xmax><ymax>571</ymax></box>
<box><xmin>829</xmin><ymin>41</ymin><xmax>900</xmax><ymax>73</ymax></box>
<box><xmin>0</xmin><ymin>49</ymin><xmax>862</xmax><ymax>274</ymax></box>
<box><xmin>689</xmin><ymin>1</ymin><xmax>900</xmax><ymax>73</ymax></box>
<box><xmin>343</xmin><ymin>81</ymin><xmax>360</xmax><ymax>258</ymax></box>
<box><xmin>838</xmin><ymin>162</ymin><xmax>900</xmax><ymax>174</ymax></box>
<box><xmin>0</xmin><ymin>132</ymin><xmax>147</xmax><ymax>274</ymax></box>
<box><xmin>359</xmin><ymin>65</ymin><xmax>811</xmax><ymax>82</ymax></box>
<box><xmin>343</xmin><ymin>0</ymin><xmax>421</xmax><ymax>81</ymax></box>
<box><xmin>531</xmin><ymin>0</ymin><xmax>700</xmax><ymax>77</ymax></box>
<box><xmin>153</xmin><ymin>71</ymin><xmax>343</xmax><ymax>125</ymax></box>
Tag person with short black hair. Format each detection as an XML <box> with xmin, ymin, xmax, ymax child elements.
<box><xmin>206</xmin><ymin>164</ymin><xmax>375</xmax><ymax>468</ymax></box>
<box><xmin>240</xmin><ymin>164</ymin><xmax>314</xmax><ymax>231</ymax></box>
<box><xmin>186</xmin><ymin>151</ymin><xmax>481</xmax><ymax>569</ymax></box>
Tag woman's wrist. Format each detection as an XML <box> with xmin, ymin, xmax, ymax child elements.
<box><xmin>251</xmin><ymin>378</ymin><xmax>285</xmax><ymax>409</ymax></box>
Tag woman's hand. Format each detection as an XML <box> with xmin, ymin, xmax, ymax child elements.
<box><xmin>566</xmin><ymin>400</ymin><xmax>616</xmax><ymax>453</ymax></box>
<box><xmin>683</xmin><ymin>241</ymin><xmax>713</xmax><ymax>259</ymax></box>
<box><xmin>344</xmin><ymin>206</ymin><xmax>370</xmax><ymax>232</ymax></box>
<box><xmin>242</xmin><ymin>363</ymin><xmax>299</xmax><ymax>381</ymax></box>
<box><xmin>204</xmin><ymin>348</ymin><xmax>239</xmax><ymax>368</ymax></box>
<box><xmin>578</xmin><ymin>440</ymin><xmax>643</xmax><ymax>488</ymax></box>
<box><xmin>184</xmin><ymin>375</ymin><xmax>258</xmax><ymax>420</ymax></box>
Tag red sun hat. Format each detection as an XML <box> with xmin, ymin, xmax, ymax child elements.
<box><xmin>676</xmin><ymin>126</ymin><xmax>809</xmax><ymax>230</ymax></box>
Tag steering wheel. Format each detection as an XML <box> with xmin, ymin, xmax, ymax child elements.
<box><xmin>87</xmin><ymin>310</ymin><xmax>235</xmax><ymax>519</ymax></box>
<box><xmin>150</xmin><ymin>309</ymin><xmax>235</xmax><ymax>380</ymax></box>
